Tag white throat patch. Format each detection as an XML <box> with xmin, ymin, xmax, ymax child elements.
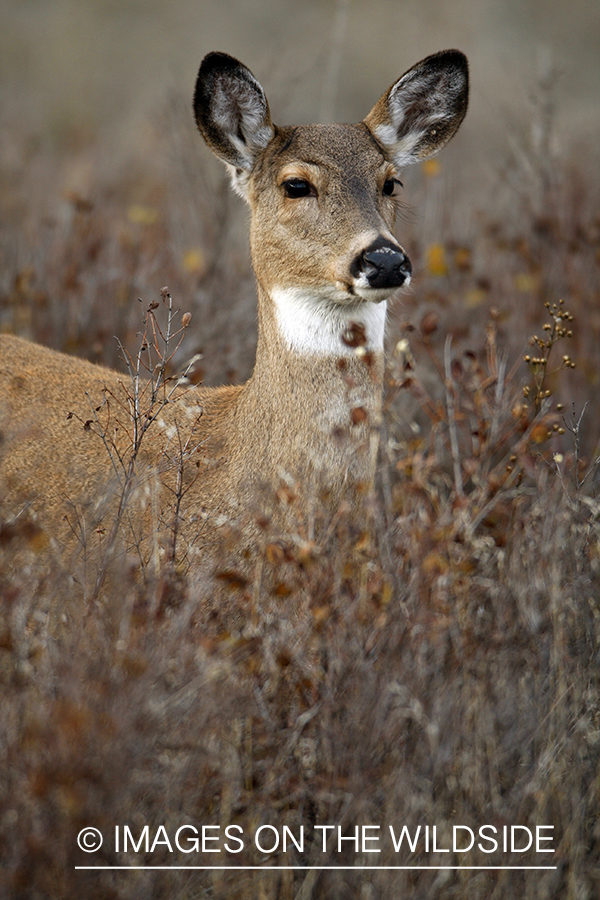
<box><xmin>271</xmin><ymin>287</ymin><xmax>387</xmax><ymax>356</ymax></box>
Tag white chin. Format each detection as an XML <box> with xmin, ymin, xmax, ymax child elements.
<box><xmin>353</xmin><ymin>285</ymin><xmax>397</xmax><ymax>304</ymax></box>
<box><xmin>271</xmin><ymin>286</ymin><xmax>388</xmax><ymax>356</ymax></box>
<box><xmin>350</xmin><ymin>275</ymin><xmax>410</xmax><ymax>304</ymax></box>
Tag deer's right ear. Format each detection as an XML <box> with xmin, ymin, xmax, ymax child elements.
<box><xmin>194</xmin><ymin>52</ymin><xmax>275</xmax><ymax>199</ymax></box>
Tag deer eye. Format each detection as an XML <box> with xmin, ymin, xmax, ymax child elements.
<box><xmin>383</xmin><ymin>177</ymin><xmax>402</xmax><ymax>196</ymax></box>
<box><xmin>282</xmin><ymin>178</ymin><xmax>314</xmax><ymax>199</ymax></box>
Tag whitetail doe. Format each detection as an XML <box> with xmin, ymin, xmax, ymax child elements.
<box><xmin>0</xmin><ymin>51</ymin><xmax>468</xmax><ymax>580</ymax></box>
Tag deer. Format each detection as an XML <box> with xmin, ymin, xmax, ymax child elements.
<box><xmin>0</xmin><ymin>50</ymin><xmax>468</xmax><ymax>587</ymax></box>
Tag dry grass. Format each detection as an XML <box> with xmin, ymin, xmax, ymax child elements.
<box><xmin>1</xmin><ymin>74</ymin><xmax>600</xmax><ymax>900</ymax></box>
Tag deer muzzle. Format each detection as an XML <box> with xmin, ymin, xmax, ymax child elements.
<box><xmin>352</xmin><ymin>237</ymin><xmax>412</xmax><ymax>291</ymax></box>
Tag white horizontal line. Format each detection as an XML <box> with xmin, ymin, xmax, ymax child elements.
<box><xmin>75</xmin><ymin>865</ymin><xmax>558</xmax><ymax>871</ymax></box>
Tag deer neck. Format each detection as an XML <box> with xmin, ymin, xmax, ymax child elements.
<box><xmin>231</xmin><ymin>283</ymin><xmax>386</xmax><ymax>510</ymax></box>
<box><xmin>251</xmin><ymin>280</ymin><xmax>386</xmax><ymax>397</ymax></box>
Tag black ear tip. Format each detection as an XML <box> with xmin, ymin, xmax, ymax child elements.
<box><xmin>438</xmin><ymin>49</ymin><xmax>469</xmax><ymax>81</ymax></box>
<box><xmin>198</xmin><ymin>51</ymin><xmax>243</xmax><ymax>80</ymax></box>
<box><xmin>422</xmin><ymin>49</ymin><xmax>469</xmax><ymax>79</ymax></box>
<box><xmin>444</xmin><ymin>49</ymin><xmax>468</xmax><ymax>66</ymax></box>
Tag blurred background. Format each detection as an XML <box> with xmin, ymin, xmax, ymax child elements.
<box><xmin>2</xmin><ymin>0</ymin><xmax>598</xmax><ymax>181</ymax></box>
<box><xmin>2</xmin><ymin>0</ymin><xmax>599</xmax><ymax>168</ymax></box>
<box><xmin>1</xmin><ymin>0</ymin><xmax>599</xmax><ymax>439</ymax></box>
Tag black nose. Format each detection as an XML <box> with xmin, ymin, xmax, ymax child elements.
<box><xmin>353</xmin><ymin>238</ymin><xmax>412</xmax><ymax>289</ymax></box>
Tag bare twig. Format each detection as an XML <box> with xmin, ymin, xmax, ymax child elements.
<box><xmin>444</xmin><ymin>335</ymin><xmax>464</xmax><ymax>497</ymax></box>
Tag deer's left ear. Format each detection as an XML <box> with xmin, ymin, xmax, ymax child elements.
<box><xmin>364</xmin><ymin>50</ymin><xmax>469</xmax><ymax>168</ymax></box>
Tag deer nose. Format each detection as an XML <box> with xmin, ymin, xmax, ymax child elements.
<box><xmin>354</xmin><ymin>238</ymin><xmax>412</xmax><ymax>289</ymax></box>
